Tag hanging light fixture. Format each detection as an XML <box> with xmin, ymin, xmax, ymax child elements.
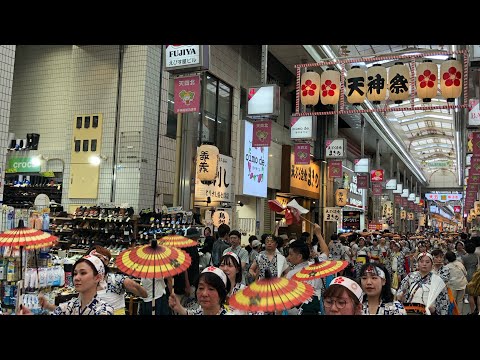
<box><xmin>196</xmin><ymin>143</ymin><xmax>219</xmax><ymax>185</ymax></box>
<box><xmin>335</xmin><ymin>188</ymin><xmax>348</xmax><ymax>207</ymax></box>
<box><xmin>366</xmin><ymin>64</ymin><xmax>387</xmax><ymax>104</ymax></box>
<box><xmin>320</xmin><ymin>67</ymin><xmax>340</xmax><ymax>105</ymax></box>
<box><xmin>346</xmin><ymin>65</ymin><xmax>366</xmax><ymax>105</ymax></box>
<box><xmin>300</xmin><ymin>70</ymin><xmax>321</xmax><ymax>106</ymax></box>
<box><xmin>440</xmin><ymin>57</ymin><xmax>462</xmax><ymax>102</ymax></box>
<box><xmin>416</xmin><ymin>59</ymin><xmax>438</xmax><ymax>102</ymax></box>
<box><xmin>388</xmin><ymin>62</ymin><xmax>410</xmax><ymax>104</ymax></box>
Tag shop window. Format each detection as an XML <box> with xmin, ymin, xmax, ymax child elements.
<box><xmin>200</xmin><ymin>74</ymin><xmax>232</xmax><ymax>156</ymax></box>
<box><xmin>166</xmin><ymin>78</ymin><xmax>177</xmax><ymax>139</ymax></box>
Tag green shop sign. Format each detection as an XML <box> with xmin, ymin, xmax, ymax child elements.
<box><xmin>7</xmin><ymin>157</ymin><xmax>41</xmax><ymax>173</ymax></box>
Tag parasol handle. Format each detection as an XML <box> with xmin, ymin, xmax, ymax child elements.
<box><xmin>299</xmin><ymin>216</ymin><xmax>315</xmax><ymax>226</ymax></box>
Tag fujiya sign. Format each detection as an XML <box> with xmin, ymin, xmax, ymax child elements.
<box><xmin>164</xmin><ymin>45</ymin><xmax>209</xmax><ymax>73</ymax></box>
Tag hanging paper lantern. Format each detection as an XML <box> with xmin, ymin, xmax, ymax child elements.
<box><xmin>475</xmin><ymin>201</ymin><xmax>480</xmax><ymax>216</ymax></box>
<box><xmin>346</xmin><ymin>66</ymin><xmax>366</xmax><ymax>105</ymax></box>
<box><xmin>470</xmin><ymin>208</ymin><xmax>477</xmax><ymax>220</ymax></box>
<box><xmin>335</xmin><ymin>188</ymin><xmax>348</xmax><ymax>207</ymax></box>
<box><xmin>416</xmin><ymin>59</ymin><xmax>438</xmax><ymax>102</ymax></box>
<box><xmin>320</xmin><ymin>67</ymin><xmax>340</xmax><ymax>105</ymax></box>
<box><xmin>400</xmin><ymin>210</ymin><xmax>406</xmax><ymax>220</ymax></box>
<box><xmin>467</xmin><ymin>214</ymin><xmax>472</xmax><ymax>223</ymax></box>
<box><xmin>440</xmin><ymin>57</ymin><xmax>462</xmax><ymax>102</ymax></box>
<box><xmin>197</xmin><ymin>143</ymin><xmax>219</xmax><ymax>184</ymax></box>
<box><xmin>388</xmin><ymin>62</ymin><xmax>410</xmax><ymax>104</ymax></box>
<box><xmin>366</xmin><ymin>64</ymin><xmax>387</xmax><ymax>104</ymax></box>
<box><xmin>300</xmin><ymin>71</ymin><xmax>320</xmax><ymax>106</ymax></box>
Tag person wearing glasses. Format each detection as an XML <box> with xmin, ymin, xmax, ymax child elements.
<box><xmin>358</xmin><ymin>263</ymin><xmax>406</xmax><ymax>315</ymax></box>
<box><xmin>323</xmin><ymin>276</ymin><xmax>363</xmax><ymax>315</ymax></box>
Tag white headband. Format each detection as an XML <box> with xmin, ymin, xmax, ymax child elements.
<box><xmin>223</xmin><ymin>251</ymin><xmax>240</xmax><ymax>265</ymax></box>
<box><xmin>330</xmin><ymin>276</ymin><xmax>363</xmax><ymax>301</ymax></box>
<box><xmin>89</xmin><ymin>249</ymin><xmax>110</xmax><ymax>264</ymax></box>
<box><xmin>417</xmin><ymin>252</ymin><xmax>433</xmax><ymax>262</ymax></box>
<box><xmin>363</xmin><ymin>264</ymin><xmax>386</xmax><ymax>279</ymax></box>
<box><xmin>82</xmin><ymin>254</ymin><xmax>105</xmax><ymax>277</ymax></box>
<box><xmin>202</xmin><ymin>266</ymin><xmax>227</xmax><ymax>287</ymax></box>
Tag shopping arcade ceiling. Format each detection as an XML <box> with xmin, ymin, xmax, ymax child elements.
<box><xmin>269</xmin><ymin>44</ymin><xmax>470</xmax><ymax>193</ymax></box>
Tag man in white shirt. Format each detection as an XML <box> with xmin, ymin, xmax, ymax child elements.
<box><xmin>223</xmin><ymin>230</ymin><xmax>249</xmax><ymax>284</ymax></box>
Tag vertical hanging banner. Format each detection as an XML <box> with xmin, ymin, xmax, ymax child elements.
<box><xmin>470</xmin><ymin>157</ymin><xmax>480</xmax><ymax>175</ymax></box>
<box><xmin>174</xmin><ymin>75</ymin><xmax>201</xmax><ymax>113</ymax></box>
<box><xmin>372</xmin><ymin>182</ymin><xmax>383</xmax><ymax>196</ymax></box>
<box><xmin>356</xmin><ymin>174</ymin><xmax>368</xmax><ymax>189</ymax></box>
<box><xmin>294</xmin><ymin>143</ymin><xmax>311</xmax><ymax>165</ymax></box>
<box><xmin>472</xmin><ymin>132</ymin><xmax>480</xmax><ymax>157</ymax></box>
<box><xmin>252</xmin><ymin>120</ymin><xmax>272</xmax><ymax>147</ymax></box>
<box><xmin>328</xmin><ymin>160</ymin><xmax>343</xmax><ymax>178</ymax></box>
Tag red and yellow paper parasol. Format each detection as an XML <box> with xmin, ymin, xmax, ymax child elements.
<box><xmin>157</xmin><ymin>234</ymin><xmax>198</xmax><ymax>248</ymax></box>
<box><xmin>292</xmin><ymin>260</ymin><xmax>349</xmax><ymax>281</ymax></box>
<box><xmin>115</xmin><ymin>239</ymin><xmax>191</xmax><ymax>315</ymax></box>
<box><xmin>229</xmin><ymin>271</ymin><xmax>314</xmax><ymax>313</ymax></box>
<box><xmin>0</xmin><ymin>220</ymin><xmax>58</xmax><ymax>248</ymax></box>
<box><xmin>116</xmin><ymin>240</ymin><xmax>191</xmax><ymax>279</ymax></box>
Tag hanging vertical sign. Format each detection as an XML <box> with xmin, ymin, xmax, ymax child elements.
<box><xmin>294</xmin><ymin>143</ymin><xmax>311</xmax><ymax>165</ymax></box>
<box><xmin>372</xmin><ymin>182</ymin><xmax>383</xmax><ymax>196</ymax></box>
<box><xmin>356</xmin><ymin>174</ymin><xmax>368</xmax><ymax>189</ymax></box>
<box><xmin>469</xmin><ymin>98</ymin><xmax>480</xmax><ymax>126</ymax></box>
<box><xmin>174</xmin><ymin>75</ymin><xmax>201</xmax><ymax>113</ymax></box>
<box><xmin>472</xmin><ymin>132</ymin><xmax>480</xmax><ymax>157</ymax></box>
<box><xmin>328</xmin><ymin>160</ymin><xmax>343</xmax><ymax>178</ymax></box>
<box><xmin>252</xmin><ymin>120</ymin><xmax>272</xmax><ymax>147</ymax></box>
<box><xmin>290</xmin><ymin>115</ymin><xmax>317</xmax><ymax>140</ymax></box>
<box><xmin>325</xmin><ymin>138</ymin><xmax>346</xmax><ymax>159</ymax></box>
<box><xmin>470</xmin><ymin>157</ymin><xmax>480</xmax><ymax>175</ymax></box>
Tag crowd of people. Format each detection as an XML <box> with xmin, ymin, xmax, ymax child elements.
<box><xmin>16</xmin><ymin>221</ymin><xmax>480</xmax><ymax>316</ymax></box>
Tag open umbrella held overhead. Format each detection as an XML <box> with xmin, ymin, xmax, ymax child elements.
<box><xmin>157</xmin><ymin>234</ymin><xmax>198</xmax><ymax>248</ymax></box>
<box><xmin>292</xmin><ymin>259</ymin><xmax>349</xmax><ymax>281</ymax></box>
<box><xmin>229</xmin><ymin>269</ymin><xmax>314</xmax><ymax>313</ymax></box>
<box><xmin>0</xmin><ymin>219</ymin><xmax>58</xmax><ymax>312</ymax></box>
<box><xmin>115</xmin><ymin>239</ymin><xmax>191</xmax><ymax>314</ymax></box>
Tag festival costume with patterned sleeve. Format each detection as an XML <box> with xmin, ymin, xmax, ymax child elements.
<box><xmin>398</xmin><ymin>271</ymin><xmax>449</xmax><ymax>315</ymax></box>
<box><xmin>361</xmin><ymin>298</ymin><xmax>406</xmax><ymax>315</ymax></box>
<box><xmin>52</xmin><ymin>294</ymin><xmax>114</xmax><ymax>315</ymax></box>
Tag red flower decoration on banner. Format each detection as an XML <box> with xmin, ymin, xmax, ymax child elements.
<box><xmin>321</xmin><ymin>80</ymin><xmax>337</xmax><ymax>97</ymax></box>
<box><xmin>418</xmin><ymin>69</ymin><xmax>436</xmax><ymax>88</ymax></box>
<box><xmin>301</xmin><ymin>80</ymin><xmax>317</xmax><ymax>97</ymax></box>
<box><xmin>442</xmin><ymin>66</ymin><xmax>461</xmax><ymax>87</ymax></box>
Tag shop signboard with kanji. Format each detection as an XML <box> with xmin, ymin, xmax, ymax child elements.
<box><xmin>289</xmin><ymin>154</ymin><xmax>320</xmax><ymax>199</ymax></box>
<box><xmin>324</xmin><ymin>207</ymin><xmax>341</xmax><ymax>222</ymax></box>
<box><xmin>195</xmin><ymin>154</ymin><xmax>233</xmax><ymax>203</ymax></box>
<box><xmin>325</xmin><ymin>138</ymin><xmax>346</xmax><ymax>159</ymax></box>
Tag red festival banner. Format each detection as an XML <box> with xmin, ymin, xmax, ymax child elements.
<box><xmin>328</xmin><ymin>160</ymin><xmax>343</xmax><ymax>178</ymax></box>
<box><xmin>357</xmin><ymin>174</ymin><xmax>368</xmax><ymax>189</ymax></box>
<box><xmin>252</xmin><ymin>120</ymin><xmax>272</xmax><ymax>147</ymax></box>
<box><xmin>294</xmin><ymin>143</ymin><xmax>311</xmax><ymax>165</ymax></box>
<box><xmin>174</xmin><ymin>75</ymin><xmax>201</xmax><ymax>113</ymax></box>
